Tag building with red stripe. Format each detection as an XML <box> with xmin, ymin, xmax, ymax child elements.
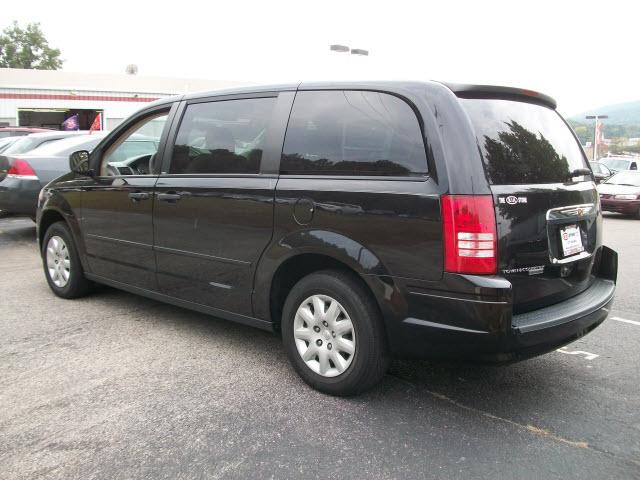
<box><xmin>0</xmin><ymin>68</ymin><xmax>246</xmax><ymax>131</ymax></box>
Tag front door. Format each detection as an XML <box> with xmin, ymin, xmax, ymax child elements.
<box><xmin>153</xmin><ymin>94</ymin><xmax>289</xmax><ymax>316</ymax></box>
<box><xmin>82</xmin><ymin>105</ymin><xmax>174</xmax><ymax>290</ymax></box>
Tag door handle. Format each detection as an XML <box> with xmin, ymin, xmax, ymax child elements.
<box><xmin>157</xmin><ymin>192</ymin><xmax>183</xmax><ymax>203</ymax></box>
<box><xmin>128</xmin><ymin>191</ymin><xmax>150</xmax><ymax>202</ymax></box>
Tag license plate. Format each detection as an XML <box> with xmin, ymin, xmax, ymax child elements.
<box><xmin>560</xmin><ymin>224</ymin><xmax>584</xmax><ymax>257</ymax></box>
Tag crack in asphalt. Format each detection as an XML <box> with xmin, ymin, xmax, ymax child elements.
<box><xmin>387</xmin><ymin>372</ymin><xmax>640</xmax><ymax>469</ymax></box>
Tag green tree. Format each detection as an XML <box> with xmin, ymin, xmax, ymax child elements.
<box><xmin>0</xmin><ymin>21</ymin><xmax>62</xmax><ymax>70</ymax></box>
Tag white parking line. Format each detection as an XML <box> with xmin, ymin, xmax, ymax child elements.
<box><xmin>611</xmin><ymin>316</ymin><xmax>640</xmax><ymax>327</ymax></box>
<box><xmin>556</xmin><ymin>348</ymin><xmax>599</xmax><ymax>361</ymax></box>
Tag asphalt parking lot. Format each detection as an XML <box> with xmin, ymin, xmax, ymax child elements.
<box><xmin>0</xmin><ymin>215</ymin><xmax>639</xmax><ymax>479</ymax></box>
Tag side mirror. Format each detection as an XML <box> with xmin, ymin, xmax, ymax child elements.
<box><xmin>69</xmin><ymin>150</ymin><xmax>91</xmax><ymax>175</ymax></box>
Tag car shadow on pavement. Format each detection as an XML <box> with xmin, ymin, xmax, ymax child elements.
<box><xmin>89</xmin><ymin>284</ymin><xmax>583</xmax><ymax>423</ymax></box>
<box><xmin>3</xmin><ymin>216</ymin><xmax>605</xmax><ymax>436</ymax></box>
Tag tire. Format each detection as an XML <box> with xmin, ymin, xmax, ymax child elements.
<box><xmin>281</xmin><ymin>270</ymin><xmax>389</xmax><ymax>396</ymax></box>
<box><xmin>42</xmin><ymin>221</ymin><xmax>92</xmax><ymax>299</ymax></box>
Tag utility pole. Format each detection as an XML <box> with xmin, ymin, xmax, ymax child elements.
<box><xmin>585</xmin><ymin>114</ymin><xmax>608</xmax><ymax>161</ymax></box>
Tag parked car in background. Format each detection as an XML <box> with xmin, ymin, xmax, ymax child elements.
<box><xmin>0</xmin><ymin>133</ymin><xmax>108</xmax><ymax>218</ymax></box>
<box><xmin>0</xmin><ymin>136</ymin><xmax>21</xmax><ymax>154</ymax></box>
<box><xmin>600</xmin><ymin>156</ymin><xmax>638</xmax><ymax>173</ymax></box>
<box><xmin>598</xmin><ymin>171</ymin><xmax>640</xmax><ymax>217</ymax></box>
<box><xmin>0</xmin><ymin>126</ymin><xmax>52</xmax><ymax>139</ymax></box>
<box><xmin>0</xmin><ymin>133</ymin><xmax>155</xmax><ymax>218</ymax></box>
<box><xmin>589</xmin><ymin>161</ymin><xmax>612</xmax><ymax>183</ymax></box>
<box><xmin>1</xmin><ymin>131</ymin><xmax>91</xmax><ymax>157</ymax></box>
<box><xmin>36</xmin><ymin>81</ymin><xmax>618</xmax><ymax>395</ymax></box>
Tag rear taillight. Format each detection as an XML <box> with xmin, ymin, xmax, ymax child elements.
<box><xmin>7</xmin><ymin>159</ymin><xmax>37</xmax><ymax>179</ymax></box>
<box><xmin>441</xmin><ymin>194</ymin><xmax>497</xmax><ymax>274</ymax></box>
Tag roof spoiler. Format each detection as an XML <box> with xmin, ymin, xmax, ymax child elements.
<box><xmin>442</xmin><ymin>83</ymin><xmax>557</xmax><ymax>110</ymax></box>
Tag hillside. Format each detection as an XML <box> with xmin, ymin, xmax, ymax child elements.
<box><xmin>569</xmin><ymin>100</ymin><xmax>640</xmax><ymax>125</ymax></box>
<box><xmin>567</xmin><ymin>99</ymin><xmax>640</xmax><ymax>146</ymax></box>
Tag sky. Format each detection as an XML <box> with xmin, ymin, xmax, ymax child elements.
<box><xmin>3</xmin><ymin>0</ymin><xmax>639</xmax><ymax>116</ymax></box>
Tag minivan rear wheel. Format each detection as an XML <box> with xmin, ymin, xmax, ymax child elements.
<box><xmin>42</xmin><ymin>221</ymin><xmax>92</xmax><ymax>299</ymax></box>
<box><xmin>281</xmin><ymin>270</ymin><xmax>388</xmax><ymax>396</ymax></box>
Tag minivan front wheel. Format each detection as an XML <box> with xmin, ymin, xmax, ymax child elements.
<box><xmin>281</xmin><ymin>270</ymin><xmax>388</xmax><ymax>396</ymax></box>
<box><xmin>42</xmin><ymin>221</ymin><xmax>92</xmax><ymax>299</ymax></box>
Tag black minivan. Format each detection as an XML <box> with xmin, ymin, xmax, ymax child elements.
<box><xmin>36</xmin><ymin>81</ymin><xmax>617</xmax><ymax>395</ymax></box>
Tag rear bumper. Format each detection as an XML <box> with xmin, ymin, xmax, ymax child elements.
<box><xmin>386</xmin><ymin>246</ymin><xmax>617</xmax><ymax>361</ymax></box>
<box><xmin>0</xmin><ymin>176</ymin><xmax>41</xmax><ymax>216</ymax></box>
<box><xmin>506</xmin><ymin>277</ymin><xmax>614</xmax><ymax>359</ymax></box>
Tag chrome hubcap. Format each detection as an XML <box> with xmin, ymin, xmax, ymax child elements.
<box><xmin>46</xmin><ymin>236</ymin><xmax>70</xmax><ymax>288</ymax></box>
<box><xmin>293</xmin><ymin>295</ymin><xmax>356</xmax><ymax>377</ymax></box>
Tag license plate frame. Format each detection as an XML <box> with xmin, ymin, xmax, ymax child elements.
<box><xmin>560</xmin><ymin>224</ymin><xmax>584</xmax><ymax>257</ymax></box>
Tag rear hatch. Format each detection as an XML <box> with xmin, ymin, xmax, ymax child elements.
<box><xmin>459</xmin><ymin>96</ymin><xmax>600</xmax><ymax>313</ymax></box>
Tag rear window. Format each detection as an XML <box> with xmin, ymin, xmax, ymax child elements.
<box><xmin>3</xmin><ymin>136</ymin><xmax>43</xmax><ymax>155</ymax></box>
<box><xmin>28</xmin><ymin>134</ymin><xmax>106</xmax><ymax>156</ymax></box>
<box><xmin>460</xmin><ymin>98</ymin><xmax>588</xmax><ymax>184</ymax></box>
<box><xmin>281</xmin><ymin>90</ymin><xmax>427</xmax><ymax>176</ymax></box>
<box><xmin>601</xmin><ymin>158</ymin><xmax>631</xmax><ymax>170</ymax></box>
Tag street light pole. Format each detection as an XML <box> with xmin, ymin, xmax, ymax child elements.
<box><xmin>329</xmin><ymin>44</ymin><xmax>369</xmax><ymax>56</ymax></box>
<box><xmin>585</xmin><ymin>114</ymin><xmax>609</xmax><ymax>161</ymax></box>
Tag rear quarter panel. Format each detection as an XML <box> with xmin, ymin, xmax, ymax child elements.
<box><xmin>28</xmin><ymin>155</ymin><xmax>70</xmax><ymax>185</ymax></box>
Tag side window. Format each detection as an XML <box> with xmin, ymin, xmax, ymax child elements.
<box><xmin>631</xmin><ymin>162</ymin><xmax>638</xmax><ymax>170</ymax></box>
<box><xmin>101</xmin><ymin>111</ymin><xmax>168</xmax><ymax>176</ymax></box>
<box><xmin>281</xmin><ymin>90</ymin><xmax>428</xmax><ymax>176</ymax></box>
<box><xmin>170</xmin><ymin>97</ymin><xmax>276</xmax><ymax>174</ymax></box>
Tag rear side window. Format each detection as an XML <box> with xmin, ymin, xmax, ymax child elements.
<box><xmin>281</xmin><ymin>90</ymin><xmax>427</xmax><ymax>176</ymax></box>
<box><xmin>170</xmin><ymin>97</ymin><xmax>276</xmax><ymax>174</ymax></box>
<box><xmin>460</xmin><ymin>98</ymin><xmax>589</xmax><ymax>184</ymax></box>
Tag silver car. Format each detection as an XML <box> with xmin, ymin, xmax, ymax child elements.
<box><xmin>0</xmin><ymin>134</ymin><xmax>108</xmax><ymax>218</ymax></box>
<box><xmin>0</xmin><ymin>136</ymin><xmax>21</xmax><ymax>153</ymax></box>
<box><xmin>1</xmin><ymin>130</ymin><xmax>91</xmax><ymax>156</ymax></box>
<box><xmin>0</xmin><ymin>133</ymin><xmax>159</xmax><ymax>218</ymax></box>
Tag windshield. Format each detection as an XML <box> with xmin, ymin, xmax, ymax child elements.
<box><xmin>460</xmin><ymin>98</ymin><xmax>588</xmax><ymax>185</ymax></box>
<box><xmin>601</xmin><ymin>158</ymin><xmax>631</xmax><ymax>170</ymax></box>
<box><xmin>604</xmin><ymin>171</ymin><xmax>640</xmax><ymax>187</ymax></box>
<box><xmin>28</xmin><ymin>134</ymin><xmax>107</xmax><ymax>156</ymax></box>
